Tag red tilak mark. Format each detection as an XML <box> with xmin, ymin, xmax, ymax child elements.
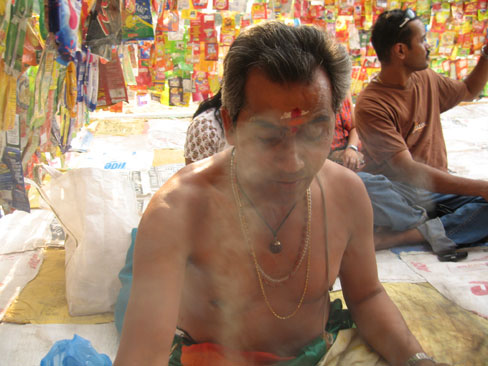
<box><xmin>291</xmin><ymin>108</ymin><xmax>302</xmax><ymax>118</ymax></box>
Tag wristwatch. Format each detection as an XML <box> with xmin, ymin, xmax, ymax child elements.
<box><xmin>347</xmin><ymin>144</ymin><xmax>359</xmax><ymax>152</ymax></box>
<box><xmin>406</xmin><ymin>352</ymin><xmax>435</xmax><ymax>365</ymax></box>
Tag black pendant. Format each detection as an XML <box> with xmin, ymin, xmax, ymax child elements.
<box><xmin>269</xmin><ymin>239</ymin><xmax>282</xmax><ymax>254</ymax></box>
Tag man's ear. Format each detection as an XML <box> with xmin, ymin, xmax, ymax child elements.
<box><xmin>221</xmin><ymin>107</ymin><xmax>236</xmax><ymax>145</ymax></box>
<box><xmin>392</xmin><ymin>43</ymin><xmax>407</xmax><ymax>60</ymax></box>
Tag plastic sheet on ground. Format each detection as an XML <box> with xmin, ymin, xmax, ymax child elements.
<box><xmin>3</xmin><ymin>248</ymin><xmax>113</xmax><ymax>324</ymax></box>
<box><xmin>0</xmin><ymin>249</ymin><xmax>43</xmax><ymax>320</ymax></box>
<box><xmin>0</xmin><ymin>209</ymin><xmax>63</xmax><ymax>254</ymax></box>
<box><xmin>441</xmin><ymin>101</ymin><xmax>488</xmax><ymax>180</ymax></box>
<box><xmin>332</xmin><ymin>249</ymin><xmax>425</xmax><ymax>291</ymax></box>
<box><xmin>146</xmin><ymin>118</ymin><xmax>190</xmax><ymax>150</ymax></box>
<box><xmin>400</xmin><ymin>248</ymin><xmax>488</xmax><ymax>319</ymax></box>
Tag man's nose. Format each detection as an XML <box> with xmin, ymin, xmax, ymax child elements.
<box><xmin>276</xmin><ymin>137</ymin><xmax>305</xmax><ymax>174</ymax></box>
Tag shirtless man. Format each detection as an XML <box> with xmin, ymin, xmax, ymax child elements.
<box><xmin>114</xmin><ymin>22</ymin><xmax>448</xmax><ymax>366</ymax></box>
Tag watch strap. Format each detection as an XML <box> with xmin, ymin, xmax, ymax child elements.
<box><xmin>347</xmin><ymin>144</ymin><xmax>359</xmax><ymax>152</ymax></box>
<box><xmin>406</xmin><ymin>352</ymin><xmax>435</xmax><ymax>366</ymax></box>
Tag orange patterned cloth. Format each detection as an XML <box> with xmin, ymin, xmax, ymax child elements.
<box><xmin>180</xmin><ymin>342</ymin><xmax>294</xmax><ymax>366</ymax></box>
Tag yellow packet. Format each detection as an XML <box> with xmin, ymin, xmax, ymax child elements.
<box><xmin>0</xmin><ymin>64</ymin><xmax>17</xmax><ymax>131</ymax></box>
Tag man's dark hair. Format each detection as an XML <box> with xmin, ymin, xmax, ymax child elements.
<box><xmin>371</xmin><ymin>9</ymin><xmax>419</xmax><ymax>63</ymax></box>
<box><xmin>221</xmin><ymin>21</ymin><xmax>351</xmax><ymax>125</ymax></box>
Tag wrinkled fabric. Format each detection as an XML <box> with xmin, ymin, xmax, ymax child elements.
<box><xmin>169</xmin><ymin>299</ymin><xmax>354</xmax><ymax>366</ymax></box>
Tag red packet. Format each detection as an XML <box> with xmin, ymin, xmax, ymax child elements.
<box><xmin>252</xmin><ymin>3</ymin><xmax>267</xmax><ymax>23</ymax></box>
<box><xmin>204</xmin><ymin>42</ymin><xmax>218</xmax><ymax>61</ymax></box>
<box><xmin>190</xmin><ymin>16</ymin><xmax>202</xmax><ymax>43</ymax></box>
<box><xmin>192</xmin><ymin>0</ymin><xmax>208</xmax><ymax>9</ymax></box>
<box><xmin>201</xmin><ymin>14</ymin><xmax>217</xmax><ymax>42</ymax></box>
<box><xmin>97</xmin><ymin>49</ymin><xmax>129</xmax><ymax>107</ymax></box>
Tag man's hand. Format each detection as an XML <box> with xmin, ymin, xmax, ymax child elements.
<box><xmin>342</xmin><ymin>148</ymin><xmax>365</xmax><ymax>172</ymax></box>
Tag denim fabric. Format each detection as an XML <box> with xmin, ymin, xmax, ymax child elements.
<box><xmin>357</xmin><ymin>173</ymin><xmax>428</xmax><ymax>231</ymax></box>
<box><xmin>358</xmin><ymin>172</ymin><xmax>488</xmax><ymax>252</ymax></box>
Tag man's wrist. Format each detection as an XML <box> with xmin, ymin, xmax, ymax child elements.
<box><xmin>405</xmin><ymin>352</ymin><xmax>436</xmax><ymax>366</ymax></box>
<box><xmin>347</xmin><ymin>144</ymin><xmax>359</xmax><ymax>152</ymax></box>
<box><xmin>481</xmin><ymin>45</ymin><xmax>488</xmax><ymax>60</ymax></box>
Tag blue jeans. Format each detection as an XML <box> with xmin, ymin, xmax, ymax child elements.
<box><xmin>358</xmin><ymin>172</ymin><xmax>488</xmax><ymax>253</ymax></box>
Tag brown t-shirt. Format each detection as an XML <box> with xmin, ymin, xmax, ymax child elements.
<box><xmin>355</xmin><ymin>69</ymin><xmax>467</xmax><ymax>179</ymax></box>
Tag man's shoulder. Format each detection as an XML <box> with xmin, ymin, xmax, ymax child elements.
<box><xmin>157</xmin><ymin>151</ymin><xmax>230</xmax><ymax>207</ymax></box>
<box><xmin>320</xmin><ymin>161</ymin><xmax>365</xmax><ymax>196</ymax></box>
<box><xmin>411</xmin><ymin>68</ymin><xmax>439</xmax><ymax>82</ymax></box>
<box><xmin>356</xmin><ymin>80</ymin><xmax>387</xmax><ymax>108</ymax></box>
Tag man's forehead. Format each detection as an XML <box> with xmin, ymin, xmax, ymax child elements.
<box><xmin>410</xmin><ymin>19</ymin><xmax>425</xmax><ymax>35</ymax></box>
<box><xmin>241</xmin><ymin>68</ymin><xmax>333</xmax><ymax>126</ymax></box>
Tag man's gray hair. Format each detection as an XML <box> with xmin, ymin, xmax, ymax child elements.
<box><xmin>221</xmin><ymin>21</ymin><xmax>351</xmax><ymax>124</ymax></box>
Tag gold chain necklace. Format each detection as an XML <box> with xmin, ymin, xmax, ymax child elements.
<box><xmin>236</xmin><ymin>178</ymin><xmax>298</xmax><ymax>254</ymax></box>
<box><xmin>253</xmin><ymin>190</ymin><xmax>310</xmax><ymax>285</ymax></box>
<box><xmin>231</xmin><ymin>149</ymin><xmax>311</xmax><ymax>285</ymax></box>
<box><xmin>230</xmin><ymin>148</ymin><xmax>312</xmax><ymax>320</ymax></box>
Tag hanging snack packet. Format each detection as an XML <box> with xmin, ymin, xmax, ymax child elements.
<box><xmin>122</xmin><ymin>0</ymin><xmax>154</xmax><ymax>41</ymax></box>
<box><xmin>121</xmin><ymin>44</ymin><xmax>137</xmax><ymax>85</ymax></box>
<box><xmin>168</xmin><ymin>76</ymin><xmax>183</xmax><ymax>106</ymax></box>
<box><xmin>0</xmin><ymin>61</ymin><xmax>17</xmax><ymax>131</ymax></box>
<box><xmin>192</xmin><ymin>0</ymin><xmax>208</xmax><ymax>9</ymax></box>
<box><xmin>1</xmin><ymin>147</ymin><xmax>30</xmax><ymax>213</ymax></box>
<box><xmin>85</xmin><ymin>0</ymin><xmax>122</xmax><ymax>59</ymax></box>
<box><xmin>30</xmin><ymin>35</ymin><xmax>58</xmax><ymax>130</ymax></box>
<box><xmin>48</xmin><ymin>0</ymin><xmax>81</xmax><ymax>64</ymax></box>
<box><xmin>85</xmin><ymin>52</ymin><xmax>100</xmax><ymax>111</ymax></box>
<box><xmin>213</xmin><ymin>0</ymin><xmax>228</xmax><ymax>11</ymax></box>
<box><xmin>22</xmin><ymin>20</ymin><xmax>44</xmax><ymax>67</ymax></box>
<box><xmin>97</xmin><ymin>48</ymin><xmax>128</xmax><ymax>107</ymax></box>
<box><xmin>51</xmin><ymin>105</ymin><xmax>74</xmax><ymax>153</ymax></box>
<box><xmin>65</xmin><ymin>60</ymin><xmax>78</xmax><ymax>116</ymax></box>
<box><xmin>3</xmin><ymin>0</ymin><xmax>34</xmax><ymax>76</ymax></box>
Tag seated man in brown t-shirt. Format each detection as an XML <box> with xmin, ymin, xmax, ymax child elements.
<box><xmin>355</xmin><ymin>8</ymin><xmax>488</xmax><ymax>256</ymax></box>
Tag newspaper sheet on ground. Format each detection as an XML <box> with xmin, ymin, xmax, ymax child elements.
<box><xmin>400</xmin><ymin>248</ymin><xmax>488</xmax><ymax>319</ymax></box>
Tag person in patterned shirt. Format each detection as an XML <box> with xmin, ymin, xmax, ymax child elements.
<box><xmin>328</xmin><ymin>92</ymin><xmax>364</xmax><ymax>171</ymax></box>
<box><xmin>184</xmin><ymin>89</ymin><xmax>229</xmax><ymax>165</ymax></box>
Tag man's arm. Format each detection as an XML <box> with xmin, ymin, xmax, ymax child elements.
<box><xmin>387</xmin><ymin>149</ymin><xmax>488</xmax><ymax>201</ymax></box>
<box><xmin>113</xmin><ymin>186</ymin><xmax>190</xmax><ymax>366</ymax></box>
<box><xmin>339</xmin><ymin>175</ymin><xmax>432</xmax><ymax>365</ymax></box>
<box><xmin>463</xmin><ymin>43</ymin><xmax>488</xmax><ymax>101</ymax></box>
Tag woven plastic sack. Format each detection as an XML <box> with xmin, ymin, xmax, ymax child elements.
<box><xmin>40</xmin><ymin>334</ymin><xmax>112</xmax><ymax>366</ymax></box>
<box><xmin>30</xmin><ymin>166</ymin><xmax>140</xmax><ymax>315</ymax></box>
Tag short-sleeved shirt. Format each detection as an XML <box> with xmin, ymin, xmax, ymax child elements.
<box><xmin>184</xmin><ymin>108</ymin><xmax>228</xmax><ymax>162</ymax></box>
<box><xmin>331</xmin><ymin>98</ymin><xmax>353</xmax><ymax>151</ymax></box>
<box><xmin>355</xmin><ymin>69</ymin><xmax>467</xmax><ymax>179</ymax></box>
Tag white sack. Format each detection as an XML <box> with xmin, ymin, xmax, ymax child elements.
<box><xmin>35</xmin><ymin>167</ymin><xmax>140</xmax><ymax>316</ymax></box>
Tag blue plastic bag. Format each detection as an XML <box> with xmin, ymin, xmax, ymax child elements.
<box><xmin>40</xmin><ymin>334</ymin><xmax>112</xmax><ymax>366</ymax></box>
